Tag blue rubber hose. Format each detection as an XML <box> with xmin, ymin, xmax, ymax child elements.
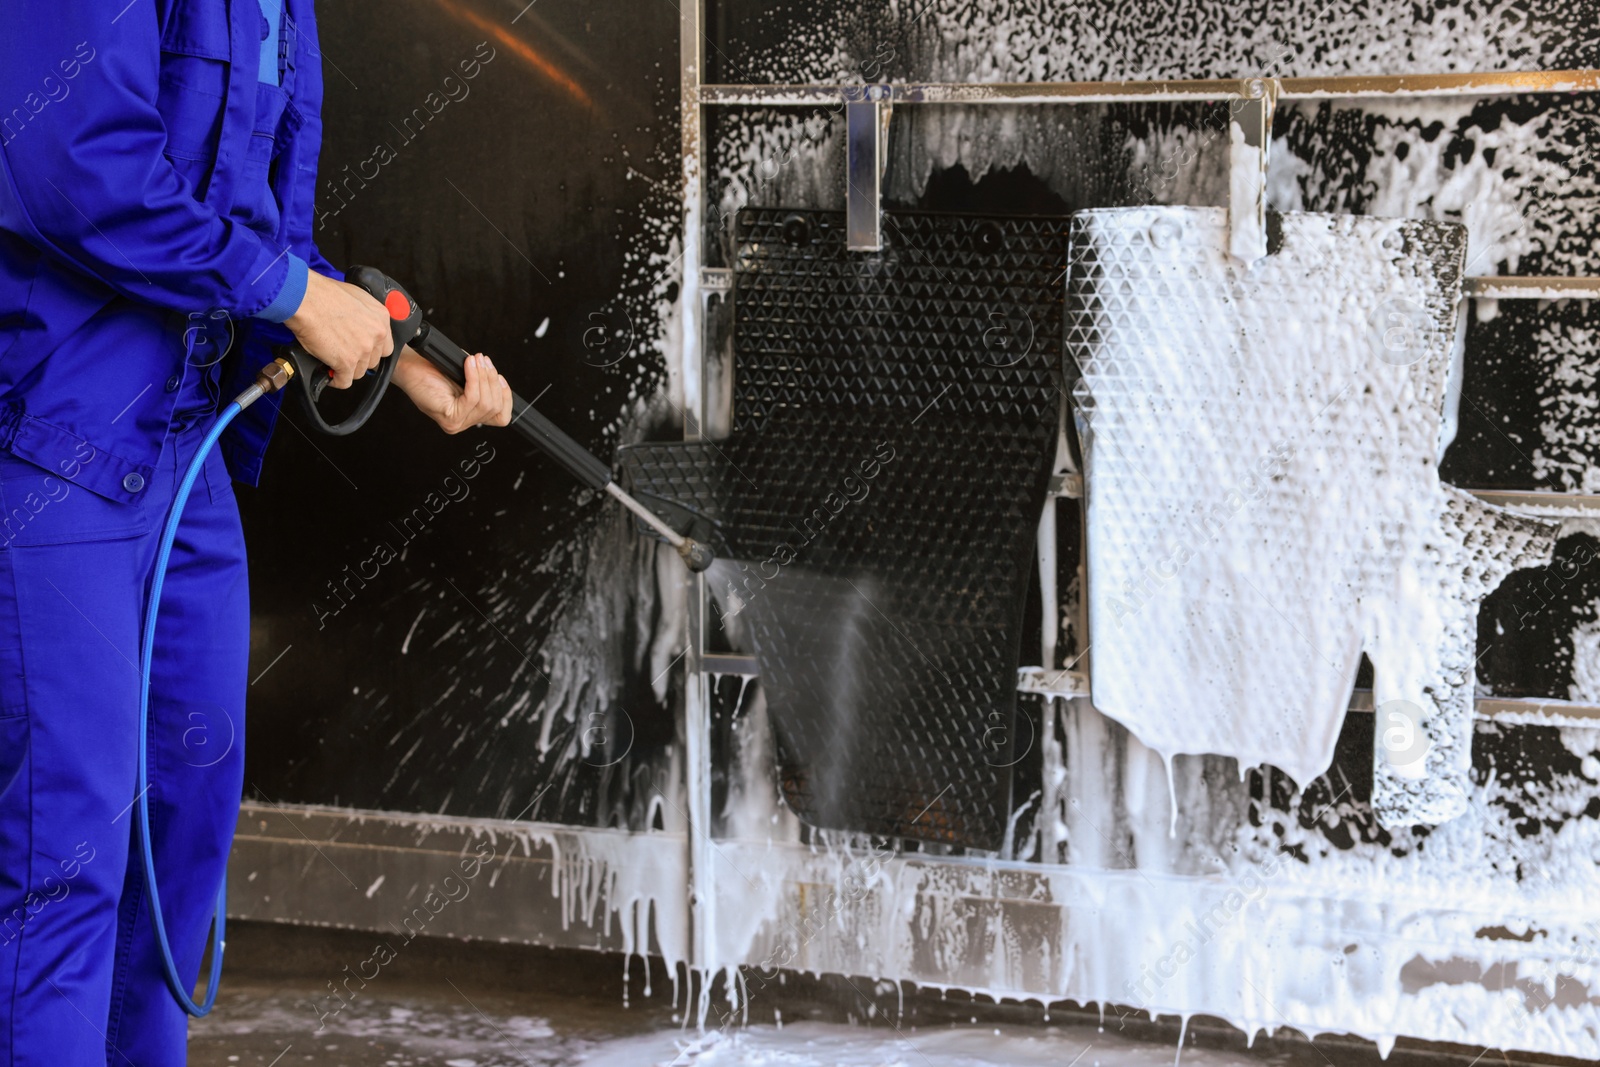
<box><xmin>136</xmin><ymin>398</ymin><xmax>243</xmax><ymax>1017</ymax></box>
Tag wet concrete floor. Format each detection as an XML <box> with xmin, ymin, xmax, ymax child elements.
<box><xmin>188</xmin><ymin>923</ymin><xmax>1578</xmax><ymax>1067</ymax></box>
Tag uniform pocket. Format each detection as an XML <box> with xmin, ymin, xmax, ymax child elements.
<box><xmin>158</xmin><ymin>56</ymin><xmax>229</xmax><ymax>164</ymax></box>
<box><xmin>0</xmin><ymin>452</ymin><xmax>150</xmax><ymax>548</ymax></box>
<box><xmin>157</xmin><ymin>0</ymin><xmax>233</xmax><ymax>171</ymax></box>
<box><xmin>160</xmin><ymin>0</ymin><xmax>233</xmax><ymax>59</ymax></box>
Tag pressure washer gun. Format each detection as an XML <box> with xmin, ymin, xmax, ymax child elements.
<box><xmin>142</xmin><ymin>266</ymin><xmax>718</xmax><ymax>1021</ymax></box>
<box><xmin>272</xmin><ymin>265</ymin><xmax>714</xmax><ymax>572</ymax></box>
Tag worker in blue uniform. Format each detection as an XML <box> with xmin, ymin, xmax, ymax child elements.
<box><xmin>0</xmin><ymin>0</ymin><xmax>513</xmax><ymax>1062</ymax></box>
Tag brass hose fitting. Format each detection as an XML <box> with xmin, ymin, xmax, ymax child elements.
<box><xmin>254</xmin><ymin>356</ymin><xmax>295</xmax><ymax>394</ymax></box>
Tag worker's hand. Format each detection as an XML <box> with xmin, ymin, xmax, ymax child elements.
<box><xmin>284</xmin><ymin>272</ymin><xmax>393</xmax><ymax>389</ymax></box>
<box><xmin>393</xmin><ymin>346</ymin><xmax>513</xmax><ymax>434</ymax></box>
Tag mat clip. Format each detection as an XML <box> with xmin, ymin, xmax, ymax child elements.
<box><xmin>1227</xmin><ymin>78</ymin><xmax>1278</xmax><ymax>265</ymax></box>
<box><xmin>846</xmin><ymin>85</ymin><xmax>893</xmax><ymax>251</ymax></box>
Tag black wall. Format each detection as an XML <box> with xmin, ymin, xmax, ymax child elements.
<box><xmin>240</xmin><ymin>0</ymin><xmax>679</xmax><ymax>820</ymax></box>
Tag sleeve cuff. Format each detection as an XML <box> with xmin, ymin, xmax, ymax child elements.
<box><xmin>253</xmin><ymin>252</ymin><xmax>309</xmax><ymax>323</ymax></box>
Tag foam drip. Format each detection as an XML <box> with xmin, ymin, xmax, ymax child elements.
<box><xmin>508</xmin><ymin>0</ymin><xmax>1600</xmax><ymax>1052</ymax></box>
<box><xmin>1070</xmin><ymin>206</ymin><xmax>1556</xmax><ymax>822</ymax></box>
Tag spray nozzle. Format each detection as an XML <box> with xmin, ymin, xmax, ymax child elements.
<box><xmin>677</xmin><ymin>538</ymin><xmax>715</xmax><ymax>573</ymax></box>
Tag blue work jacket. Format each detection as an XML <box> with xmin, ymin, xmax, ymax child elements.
<box><xmin>0</xmin><ymin>0</ymin><xmax>335</xmax><ymax>501</ymax></box>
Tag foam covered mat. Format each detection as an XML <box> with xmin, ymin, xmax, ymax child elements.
<box><xmin>622</xmin><ymin>209</ymin><xmax>1063</xmax><ymax>849</ymax></box>
<box><xmin>1067</xmin><ymin>206</ymin><xmax>1555</xmax><ymax>826</ymax></box>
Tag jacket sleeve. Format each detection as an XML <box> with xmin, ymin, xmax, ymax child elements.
<box><xmin>283</xmin><ymin>0</ymin><xmax>341</xmax><ymax>284</ymax></box>
<box><xmin>0</xmin><ymin>1</ymin><xmax>299</xmax><ymax>319</ymax></box>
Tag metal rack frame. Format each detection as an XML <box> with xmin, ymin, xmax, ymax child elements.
<box><xmin>700</xmin><ymin>70</ymin><xmax>1600</xmax><ymax>104</ymax></box>
<box><xmin>216</xmin><ymin>23</ymin><xmax>1600</xmax><ymax>1054</ymax></box>
<box><xmin>676</xmin><ymin>0</ymin><xmax>1600</xmax><ymax>973</ymax></box>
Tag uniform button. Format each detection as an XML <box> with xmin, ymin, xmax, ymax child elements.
<box><xmin>165</xmin><ymin>374</ymin><xmax>181</xmax><ymax>392</ymax></box>
<box><xmin>123</xmin><ymin>472</ymin><xmax>145</xmax><ymax>493</ymax></box>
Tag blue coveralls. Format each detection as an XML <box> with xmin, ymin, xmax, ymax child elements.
<box><xmin>0</xmin><ymin>0</ymin><xmax>335</xmax><ymax>1061</ymax></box>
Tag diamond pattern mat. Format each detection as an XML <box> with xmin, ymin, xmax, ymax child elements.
<box><xmin>1068</xmin><ymin>206</ymin><xmax>1555</xmax><ymax>826</ymax></box>
<box><xmin>621</xmin><ymin>209</ymin><xmax>1063</xmax><ymax>849</ymax></box>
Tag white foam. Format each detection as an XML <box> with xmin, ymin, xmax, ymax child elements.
<box><xmin>579</xmin><ymin>1019</ymin><xmax>1262</xmax><ymax>1067</ymax></box>
<box><xmin>514</xmin><ymin>1</ymin><xmax>1600</xmax><ymax>1053</ymax></box>
<box><xmin>1071</xmin><ymin>206</ymin><xmax>1554</xmax><ymax>818</ymax></box>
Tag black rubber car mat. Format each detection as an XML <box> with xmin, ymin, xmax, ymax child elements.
<box><xmin>620</xmin><ymin>208</ymin><xmax>1063</xmax><ymax>849</ymax></box>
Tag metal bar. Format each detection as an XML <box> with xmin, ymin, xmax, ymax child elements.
<box><xmin>1227</xmin><ymin>82</ymin><xmax>1275</xmax><ymax>264</ymax></box>
<box><xmin>1054</xmin><ymin>485</ymin><xmax>1599</xmax><ymax>516</ymax></box>
<box><xmin>700</xmin><ymin>266</ymin><xmax>733</xmax><ymax>292</ymax></box>
<box><xmin>1476</xmin><ymin>697</ymin><xmax>1600</xmax><ymax>722</ymax></box>
<box><xmin>1467</xmin><ymin>489</ymin><xmax>1600</xmax><ymax>515</ymax></box>
<box><xmin>1052</xmin><ymin>472</ymin><xmax>1083</xmax><ymax>498</ymax></box>
<box><xmin>1019</xmin><ymin>674</ymin><xmax>1600</xmax><ymax>721</ymax></box>
<box><xmin>700</xmin><ymin>70</ymin><xmax>1600</xmax><ymax>106</ymax></box>
<box><xmin>1038</xmin><ymin>501</ymin><xmax>1060</xmax><ymax>678</ymax></box>
<box><xmin>1348</xmin><ymin>689</ymin><xmax>1600</xmax><ymax>722</ymax></box>
<box><xmin>1281</xmin><ymin>70</ymin><xmax>1600</xmax><ymax>98</ymax></box>
<box><xmin>1018</xmin><ymin>666</ymin><xmax>1090</xmax><ymax>698</ymax></box>
<box><xmin>678</xmin><ymin>0</ymin><xmax>715</xmax><ymax>990</ymax></box>
<box><xmin>702</xmin><ymin>652</ymin><xmax>758</xmax><ymax>675</ymax></box>
<box><xmin>229</xmin><ymin>803</ymin><xmax>688</xmax><ymax>952</ymax></box>
<box><xmin>1466</xmin><ymin>276</ymin><xmax>1600</xmax><ymax>300</ymax></box>
<box><xmin>679</xmin><ymin>32</ymin><xmax>705</xmax><ymax>442</ymax></box>
<box><xmin>845</xmin><ymin>89</ymin><xmax>891</xmax><ymax>251</ymax></box>
<box><xmin>1035</xmin><ymin>500</ymin><xmax>1063</xmax><ymax>864</ymax></box>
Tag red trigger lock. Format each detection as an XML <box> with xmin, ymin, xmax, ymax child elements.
<box><xmin>384</xmin><ymin>290</ymin><xmax>411</xmax><ymax>320</ymax></box>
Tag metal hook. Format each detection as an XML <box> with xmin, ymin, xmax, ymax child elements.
<box><xmin>1227</xmin><ymin>77</ymin><xmax>1278</xmax><ymax>265</ymax></box>
<box><xmin>847</xmin><ymin>84</ymin><xmax>893</xmax><ymax>252</ymax></box>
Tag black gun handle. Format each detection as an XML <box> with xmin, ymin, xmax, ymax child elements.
<box><xmin>281</xmin><ymin>265</ymin><xmax>416</xmax><ymax>436</ymax></box>
<box><xmin>411</xmin><ymin>321</ymin><xmax>613</xmax><ymax>491</ymax></box>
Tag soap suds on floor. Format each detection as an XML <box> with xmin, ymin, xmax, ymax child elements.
<box><xmin>583</xmin><ymin>1019</ymin><xmax>1277</xmax><ymax>1067</ymax></box>
<box><xmin>192</xmin><ymin>969</ymin><xmax>1320</xmax><ymax>1067</ymax></box>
